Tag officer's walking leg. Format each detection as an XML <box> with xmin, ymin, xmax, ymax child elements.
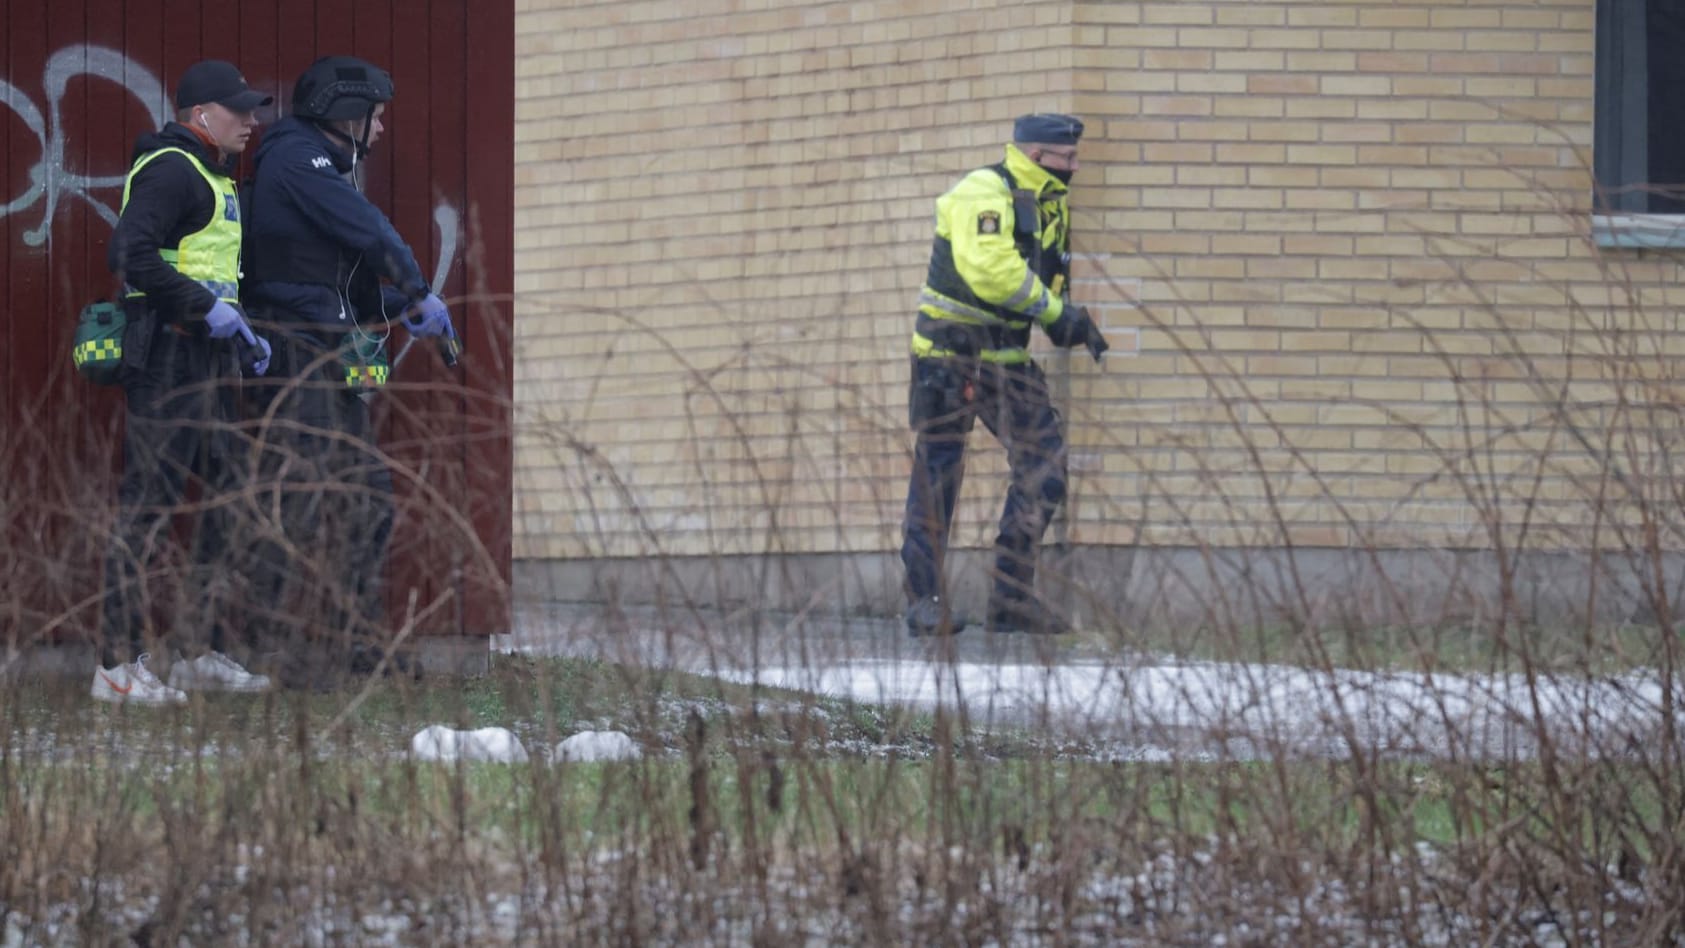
<box><xmin>99</xmin><ymin>332</ymin><xmax>198</xmax><ymax>666</ymax></box>
<box><xmin>901</xmin><ymin>431</ymin><xmax>966</xmax><ymax>601</ymax></box>
<box><xmin>264</xmin><ymin>432</ymin><xmax>335</xmax><ymax>673</ymax></box>
<box><xmin>979</xmin><ymin>363</ymin><xmax>1070</xmax><ymax>632</ymax></box>
<box><xmin>187</xmin><ymin>480</ymin><xmax>236</xmax><ymax>656</ymax></box>
<box><xmin>332</xmin><ymin>391</ymin><xmax>397</xmax><ymax>673</ymax></box>
<box><xmin>900</xmin><ymin>356</ymin><xmax>975</xmax><ymax>634</ymax></box>
<box><xmin>181</xmin><ymin>342</ymin><xmax>246</xmax><ymax>657</ymax></box>
<box><xmin>243</xmin><ymin>332</ymin><xmax>341</xmax><ymax>680</ymax></box>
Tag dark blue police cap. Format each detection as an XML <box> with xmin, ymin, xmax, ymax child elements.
<box><xmin>1013</xmin><ymin>113</ymin><xmax>1084</xmax><ymax>146</ymax></box>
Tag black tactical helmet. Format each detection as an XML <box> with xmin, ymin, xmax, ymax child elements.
<box><xmin>291</xmin><ymin>55</ymin><xmax>393</xmax><ymax>122</ymax></box>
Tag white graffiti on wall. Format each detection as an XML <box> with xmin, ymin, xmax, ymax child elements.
<box><xmin>2</xmin><ymin>42</ymin><xmax>462</xmax><ymax>292</ymax></box>
<box><xmin>431</xmin><ymin>203</ymin><xmax>458</xmax><ymax>295</ymax></box>
<box><xmin>0</xmin><ymin>44</ymin><xmax>168</xmax><ymax>245</ymax></box>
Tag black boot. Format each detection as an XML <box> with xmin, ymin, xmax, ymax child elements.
<box><xmin>905</xmin><ymin>595</ymin><xmax>969</xmax><ymax>637</ymax></box>
<box><xmin>986</xmin><ymin>594</ymin><xmax>1072</xmax><ymax>635</ymax></box>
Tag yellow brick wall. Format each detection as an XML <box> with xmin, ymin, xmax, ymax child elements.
<box><xmin>514</xmin><ymin>0</ymin><xmax>1685</xmax><ymax>561</ymax></box>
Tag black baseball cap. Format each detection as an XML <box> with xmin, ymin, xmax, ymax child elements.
<box><xmin>175</xmin><ymin>60</ymin><xmax>273</xmax><ymax>111</ymax></box>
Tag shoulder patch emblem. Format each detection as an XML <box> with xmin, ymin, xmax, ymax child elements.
<box><xmin>978</xmin><ymin>210</ymin><xmax>1001</xmax><ymax>235</ymax></box>
<box><xmin>311</xmin><ymin>155</ymin><xmax>333</xmax><ymax>170</ymax></box>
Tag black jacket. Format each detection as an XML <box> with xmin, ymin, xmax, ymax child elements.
<box><xmin>241</xmin><ymin>116</ymin><xmax>428</xmax><ymax>332</ymax></box>
<box><xmin>106</xmin><ymin>123</ymin><xmax>237</xmax><ymax>324</ymax></box>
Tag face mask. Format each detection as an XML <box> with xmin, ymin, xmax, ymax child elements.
<box><xmin>1042</xmin><ymin>165</ymin><xmax>1074</xmax><ymax>185</ymax></box>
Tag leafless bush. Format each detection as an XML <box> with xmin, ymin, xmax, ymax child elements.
<box><xmin>3</xmin><ymin>221</ymin><xmax>1684</xmax><ymax>946</ymax></box>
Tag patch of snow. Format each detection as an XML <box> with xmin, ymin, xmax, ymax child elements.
<box><xmin>410</xmin><ymin>725</ymin><xmax>529</xmax><ymax>763</ymax></box>
<box><xmin>721</xmin><ymin>658</ymin><xmax>1684</xmax><ymax>760</ymax></box>
<box><xmin>554</xmin><ymin>730</ymin><xmax>642</xmax><ymax>762</ymax></box>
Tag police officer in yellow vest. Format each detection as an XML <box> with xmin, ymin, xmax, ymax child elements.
<box><xmin>93</xmin><ymin>60</ymin><xmax>275</xmax><ymax>704</ymax></box>
<box><xmin>902</xmin><ymin>113</ymin><xmax>1108</xmax><ymax>637</ymax></box>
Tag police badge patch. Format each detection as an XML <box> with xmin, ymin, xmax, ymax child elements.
<box><xmin>977</xmin><ymin>210</ymin><xmax>1000</xmax><ymax>235</ymax></box>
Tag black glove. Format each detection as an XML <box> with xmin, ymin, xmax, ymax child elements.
<box><xmin>1049</xmin><ymin>304</ymin><xmax>1108</xmax><ymax>363</ymax></box>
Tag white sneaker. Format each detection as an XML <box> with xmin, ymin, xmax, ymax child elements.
<box><xmin>90</xmin><ymin>653</ymin><xmax>188</xmax><ymax>706</ymax></box>
<box><xmin>167</xmin><ymin>651</ymin><xmax>272</xmax><ymax>693</ymax></box>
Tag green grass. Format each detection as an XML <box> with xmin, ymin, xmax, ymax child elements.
<box><xmin>5</xmin><ymin>730</ymin><xmax>1670</xmax><ymax>867</ymax></box>
<box><xmin>6</xmin><ymin>656</ymin><xmax>1678</xmax><ymax>945</ymax></box>
<box><xmin>6</xmin><ymin>650</ymin><xmax>1676</xmax><ymax>867</ymax></box>
<box><xmin>4</xmin><ymin>654</ymin><xmax>1676</xmax><ymax>886</ymax></box>
<box><xmin>0</xmin><ymin>653</ymin><xmax>1032</xmax><ymax>769</ymax></box>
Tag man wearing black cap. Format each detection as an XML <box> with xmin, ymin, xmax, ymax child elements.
<box><xmin>94</xmin><ymin>59</ymin><xmax>275</xmax><ymax>703</ymax></box>
<box><xmin>900</xmin><ymin>112</ymin><xmax>1108</xmax><ymax>637</ymax></box>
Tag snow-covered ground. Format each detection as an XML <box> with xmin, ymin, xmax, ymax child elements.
<box><xmin>500</xmin><ymin>604</ymin><xmax>1685</xmax><ymax>761</ymax></box>
<box><xmin>721</xmin><ymin>656</ymin><xmax>1680</xmax><ymax>760</ymax></box>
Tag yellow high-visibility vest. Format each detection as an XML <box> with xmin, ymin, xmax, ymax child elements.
<box><xmin>119</xmin><ymin>147</ymin><xmax>242</xmax><ymax>303</ymax></box>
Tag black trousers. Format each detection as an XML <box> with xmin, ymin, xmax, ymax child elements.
<box><xmin>900</xmin><ymin>356</ymin><xmax>1068</xmax><ymax>606</ymax></box>
<box><xmin>242</xmin><ymin>329</ymin><xmax>394</xmax><ymax>660</ymax></box>
<box><xmin>99</xmin><ymin>321</ymin><xmax>245</xmax><ymax>666</ymax></box>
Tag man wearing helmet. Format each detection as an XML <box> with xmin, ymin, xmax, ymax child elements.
<box><xmin>241</xmin><ymin>55</ymin><xmax>454</xmax><ymax>685</ymax></box>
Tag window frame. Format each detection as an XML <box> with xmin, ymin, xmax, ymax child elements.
<box><xmin>1591</xmin><ymin>0</ymin><xmax>1685</xmax><ymax>247</ymax></box>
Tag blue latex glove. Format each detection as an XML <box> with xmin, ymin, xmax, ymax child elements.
<box><xmin>204</xmin><ymin>300</ymin><xmax>256</xmax><ymax>345</ymax></box>
<box><xmin>251</xmin><ymin>336</ymin><xmax>272</xmax><ymax>376</ymax></box>
<box><xmin>402</xmin><ymin>293</ymin><xmax>452</xmax><ymax>338</ymax></box>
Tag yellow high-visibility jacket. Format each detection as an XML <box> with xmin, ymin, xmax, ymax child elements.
<box><xmin>911</xmin><ymin>143</ymin><xmax>1071</xmax><ymax>364</ymax></box>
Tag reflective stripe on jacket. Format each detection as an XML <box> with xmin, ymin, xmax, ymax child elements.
<box><xmin>120</xmin><ymin>147</ymin><xmax>242</xmax><ymax>303</ymax></box>
<box><xmin>911</xmin><ymin>143</ymin><xmax>1071</xmax><ymax>362</ymax></box>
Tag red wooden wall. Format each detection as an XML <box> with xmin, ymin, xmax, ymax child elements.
<box><xmin>2</xmin><ymin>0</ymin><xmax>515</xmax><ymax>647</ymax></box>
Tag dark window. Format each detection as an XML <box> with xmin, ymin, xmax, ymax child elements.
<box><xmin>1595</xmin><ymin>0</ymin><xmax>1685</xmax><ymax>214</ymax></box>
